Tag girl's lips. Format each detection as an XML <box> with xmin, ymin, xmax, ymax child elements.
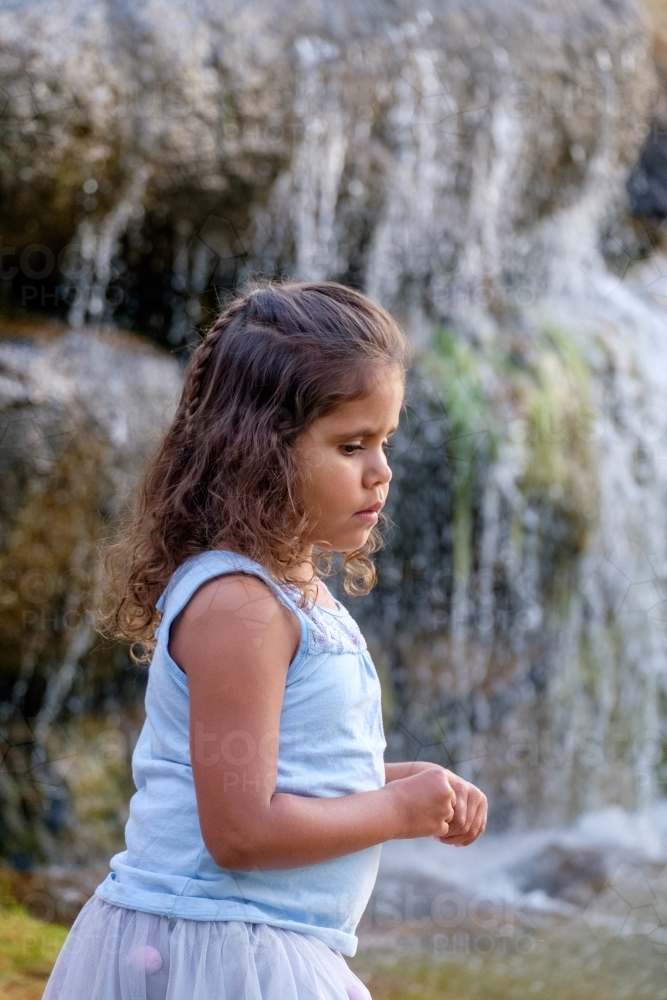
<box><xmin>353</xmin><ymin>510</ymin><xmax>379</xmax><ymax>521</ymax></box>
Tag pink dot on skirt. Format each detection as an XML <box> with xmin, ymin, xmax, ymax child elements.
<box><xmin>346</xmin><ymin>986</ymin><xmax>369</xmax><ymax>1000</ymax></box>
<box><xmin>128</xmin><ymin>945</ymin><xmax>163</xmax><ymax>974</ymax></box>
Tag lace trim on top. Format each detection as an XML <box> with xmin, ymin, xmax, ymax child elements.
<box><xmin>277</xmin><ymin>582</ymin><xmax>367</xmax><ymax>656</ymax></box>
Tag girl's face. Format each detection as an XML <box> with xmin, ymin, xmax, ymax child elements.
<box><xmin>292</xmin><ymin>367</ymin><xmax>404</xmax><ymax>554</ymax></box>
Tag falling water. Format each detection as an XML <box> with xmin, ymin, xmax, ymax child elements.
<box><xmin>67</xmin><ymin>166</ymin><xmax>153</xmax><ymax>328</ymax></box>
<box><xmin>0</xmin><ymin>0</ymin><xmax>665</xmax><ymax>833</ymax></box>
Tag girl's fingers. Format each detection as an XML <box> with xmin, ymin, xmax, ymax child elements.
<box><xmin>434</xmin><ymin>781</ymin><xmax>488</xmax><ymax>846</ymax></box>
<box><xmin>451</xmin><ymin>784</ymin><xmax>478</xmax><ymax>837</ymax></box>
<box><xmin>435</xmin><ymin>831</ymin><xmax>470</xmax><ymax>845</ymax></box>
<box><xmin>435</xmin><ymin>798</ymin><xmax>487</xmax><ymax>846</ymax></box>
<box><xmin>451</xmin><ymin>784</ymin><xmax>468</xmax><ymax>831</ymax></box>
<box><xmin>456</xmin><ymin>800</ymin><xmax>487</xmax><ymax>845</ymax></box>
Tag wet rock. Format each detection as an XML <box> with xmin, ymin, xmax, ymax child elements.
<box><xmin>513</xmin><ymin>844</ymin><xmax>608</xmax><ymax>907</ymax></box>
<box><xmin>0</xmin><ymin>319</ymin><xmax>181</xmax><ymax>862</ymax></box>
<box><xmin>2</xmin><ymin>0</ymin><xmax>667</xmax><ymax>838</ymax></box>
<box><xmin>0</xmin><ymin>859</ymin><xmax>111</xmax><ymax>926</ymax></box>
<box><xmin>0</xmin><ymin>0</ymin><xmax>654</xmax><ymax>342</ymax></box>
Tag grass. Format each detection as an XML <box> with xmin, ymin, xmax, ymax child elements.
<box><xmin>0</xmin><ymin>903</ymin><xmax>67</xmax><ymax>1000</ymax></box>
<box><xmin>1</xmin><ymin>898</ymin><xmax>666</xmax><ymax>1000</ymax></box>
<box><xmin>349</xmin><ymin>925</ymin><xmax>667</xmax><ymax>1000</ymax></box>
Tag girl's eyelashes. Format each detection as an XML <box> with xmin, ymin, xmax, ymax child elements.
<box><xmin>340</xmin><ymin>443</ymin><xmax>394</xmax><ymax>455</ymax></box>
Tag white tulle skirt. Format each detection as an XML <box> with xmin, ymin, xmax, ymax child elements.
<box><xmin>41</xmin><ymin>895</ymin><xmax>373</xmax><ymax>1000</ymax></box>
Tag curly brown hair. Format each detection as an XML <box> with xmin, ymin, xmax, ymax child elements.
<box><xmin>97</xmin><ymin>278</ymin><xmax>413</xmax><ymax>664</ymax></box>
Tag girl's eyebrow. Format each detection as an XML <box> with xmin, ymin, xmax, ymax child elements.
<box><xmin>332</xmin><ymin>425</ymin><xmax>399</xmax><ymax>439</ymax></box>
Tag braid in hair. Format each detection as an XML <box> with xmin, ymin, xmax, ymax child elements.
<box><xmin>180</xmin><ymin>295</ymin><xmax>249</xmax><ymax>442</ymax></box>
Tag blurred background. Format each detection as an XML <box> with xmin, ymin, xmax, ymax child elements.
<box><xmin>4</xmin><ymin>0</ymin><xmax>667</xmax><ymax>997</ymax></box>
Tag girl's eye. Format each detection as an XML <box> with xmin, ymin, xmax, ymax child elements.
<box><xmin>340</xmin><ymin>443</ymin><xmax>394</xmax><ymax>456</ymax></box>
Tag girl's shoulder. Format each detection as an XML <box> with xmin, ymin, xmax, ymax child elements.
<box><xmin>156</xmin><ymin>548</ymin><xmax>267</xmax><ymax>613</ymax></box>
<box><xmin>277</xmin><ymin>581</ymin><xmax>367</xmax><ymax>657</ymax></box>
<box><xmin>156</xmin><ymin>549</ymin><xmax>367</xmax><ymax>659</ymax></box>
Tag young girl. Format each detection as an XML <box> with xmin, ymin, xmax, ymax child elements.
<box><xmin>42</xmin><ymin>280</ymin><xmax>487</xmax><ymax>1000</ymax></box>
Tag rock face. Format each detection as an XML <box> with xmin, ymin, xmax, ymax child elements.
<box><xmin>625</xmin><ymin>0</ymin><xmax>667</xmax><ymax>242</ymax></box>
<box><xmin>339</xmin><ymin>267</ymin><xmax>667</xmax><ymax>828</ymax></box>
<box><xmin>0</xmin><ymin>0</ymin><xmax>655</xmax><ymax>343</ymax></box>
<box><xmin>2</xmin><ymin>0</ymin><xmax>667</xmax><ymax>835</ymax></box>
<box><xmin>0</xmin><ymin>321</ymin><xmax>182</xmax><ymax>862</ymax></box>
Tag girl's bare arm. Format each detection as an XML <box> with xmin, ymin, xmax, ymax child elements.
<box><xmin>169</xmin><ymin>573</ymin><xmax>456</xmax><ymax>871</ymax></box>
<box><xmin>385</xmin><ymin>762</ymin><xmax>436</xmax><ymax>781</ymax></box>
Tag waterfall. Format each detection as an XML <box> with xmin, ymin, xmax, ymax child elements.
<box><xmin>1</xmin><ymin>0</ymin><xmax>666</xmax><ymax>831</ymax></box>
<box><xmin>67</xmin><ymin>166</ymin><xmax>153</xmax><ymax>328</ymax></box>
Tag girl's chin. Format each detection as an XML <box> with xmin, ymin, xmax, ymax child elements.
<box><xmin>311</xmin><ymin>527</ymin><xmax>373</xmax><ymax>552</ymax></box>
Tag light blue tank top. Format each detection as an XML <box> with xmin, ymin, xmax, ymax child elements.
<box><xmin>95</xmin><ymin>549</ymin><xmax>387</xmax><ymax>956</ymax></box>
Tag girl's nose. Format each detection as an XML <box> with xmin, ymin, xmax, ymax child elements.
<box><xmin>363</xmin><ymin>447</ymin><xmax>392</xmax><ymax>491</ymax></box>
<box><xmin>377</xmin><ymin>456</ymin><xmax>392</xmax><ymax>485</ymax></box>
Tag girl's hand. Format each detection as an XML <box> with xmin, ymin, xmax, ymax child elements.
<box><xmin>433</xmin><ymin>771</ymin><xmax>487</xmax><ymax>847</ymax></box>
<box><xmin>385</xmin><ymin>767</ymin><xmax>456</xmax><ymax>839</ymax></box>
<box><xmin>384</xmin><ymin>760</ymin><xmax>448</xmax><ymax>782</ymax></box>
